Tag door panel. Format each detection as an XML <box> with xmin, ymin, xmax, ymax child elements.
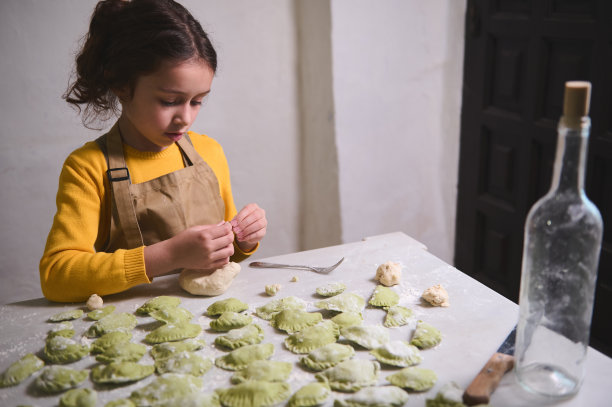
<box><xmin>456</xmin><ymin>0</ymin><xmax>611</xmax><ymax>356</ymax></box>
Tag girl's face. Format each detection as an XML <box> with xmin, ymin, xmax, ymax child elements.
<box><xmin>117</xmin><ymin>58</ymin><xmax>214</xmax><ymax>152</ymax></box>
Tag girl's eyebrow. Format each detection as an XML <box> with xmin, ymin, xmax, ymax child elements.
<box><xmin>157</xmin><ymin>87</ymin><xmax>210</xmax><ymax>97</ymax></box>
<box><xmin>158</xmin><ymin>87</ymin><xmax>184</xmax><ymax>94</ymax></box>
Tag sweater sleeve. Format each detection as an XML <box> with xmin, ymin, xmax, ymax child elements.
<box><xmin>39</xmin><ymin>143</ymin><xmax>150</xmax><ymax>303</ymax></box>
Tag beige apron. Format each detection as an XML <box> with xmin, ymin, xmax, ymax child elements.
<box><xmin>96</xmin><ymin>124</ymin><xmax>225</xmax><ymax>252</ymax></box>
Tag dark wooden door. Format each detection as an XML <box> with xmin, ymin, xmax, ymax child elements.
<box><xmin>455</xmin><ymin>0</ymin><xmax>612</xmax><ymax>356</ymax></box>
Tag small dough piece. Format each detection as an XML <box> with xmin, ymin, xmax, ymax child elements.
<box><xmin>144</xmin><ymin>322</ymin><xmax>202</xmax><ymax>344</ymax></box>
<box><xmin>368</xmin><ymin>285</ymin><xmax>399</xmax><ymax>307</ymax></box>
<box><xmin>330</xmin><ymin>312</ymin><xmax>363</xmax><ymax>328</ymax></box>
<box><xmin>91</xmin><ymin>331</ymin><xmax>132</xmax><ymax>354</ymax></box>
<box><xmin>217</xmin><ymin>380</ymin><xmax>291</xmax><ymax>407</ymax></box>
<box><xmin>314</xmin><ymin>292</ymin><xmax>365</xmax><ymax>314</ymax></box>
<box><xmin>370</xmin><ymin>341</ymin><xmax>422</xmax><ymax>367</ymax></box>
<box><xmin>290</xmin><ymin>276</ymin><xmax>299</xmax><ymax>282</ymax></box>
<box><xmin>386</xmin><ymin>366</ymin><xmax>437</xmax><ymax>392</ymax></box>
<box><xmin>86</xmin><ymin>294</ymin><xmax>104</xmax><ymax>310</ymax></box>
<box><xmin>422</xmin><ymin>284</ymin><xmax>450</xmax><ymax>307</ymax></box>
<box><xmin>48</xmin><ymin>309</ymin><xmax>83</xmax><ymax>322</ymax></box>
<box><xmin>230</xmin><ymin>360</ymin><xmax>292</xmax><ymax>384</ymax></box>
<box><xmin>43</xmin><ymin>336</ymin><xmax>89</xmax><ymax>364</ymax></box>
<box><xmin>150</xmin><ymin>339</ymin><xmax>206</xmax><ymax>360</ymax></box>
<box><xmin>207</xmin><ymin>297</ymin><xmax>249</xmax><ymax>316</ymax></box>
<box><xmin>299</xmin><ymin>343</ymin><xmax>355</xmax><ymax>371</ymax></box>
<box><xmin>47</xmin><ymin>321</ymin><xmax>75</xmax><ymax>339</ymax></box>
<box><xmin>95</xmin><ymin>342</ymin><xmax>147</xmax><ymax>364</ymax></box>
<box><xmin>35</xmin><ymin>366</ymin><xmax>88</xmax><ymax>393</ymax></box>
<box><xmin>340</xmin><ymin>325</ymin><xmax>390</xmax><ymax>350</ymax></box>
<box><xmin>214</xmin><ymin>343</ymin><xmax>275</xmax><ymax>371</ymax></box>
<box><xmin>86</xmin><ymin>312</ymin><xmax>137</xmax><ymax>337</ymax></box>
<box><xmin>136</xmin><ymin>296</ymin><xmax>181</xmax><ymax>315</ymax></box>
<box><xmin>288</xmin><ymin>382</ymin><xmax>331</xmax><ymax>407</ymax></box>
<box><xmin>59</xmin><ymin>388</ymin><xmax>97</xmax><ymax>407</ymax></box>
<box><xmin>383</xmin><ymin>305</ymin><xmax>414</xmax><ymax>328</ymax></box>
<box><xmin>149</xmin><ymin>307</ymin><xmax>193</xmax><ymax>324</ymax></box>
<box><xmin>270</xmin><ymin>309</ymin><xmax>322</xmax><ymax>334</ymax></box>
<box><xmin>88</xmin><ymin>305</ymin><xmax>116</xmax><ymax>321</ymax></box>
<box><xmin>154</xmin><ymin>351</ymin><xmax>213</xmax><ymax>376</ymax></box>
<box><xmin>129</xmin><ymin>373</ymin><xmax>202</xmax><ymax>406</ymax></box>
<box><xmin>334</xmin><ymin>385</ymin><xmax>409</xmax><ymax>407</ymax></box>
<box><xmin>0</xmin><ymin>353</ymin><xmax>44</xmax><ymax>387</ymax></box>
<box><xmin>315</xmin><ymin>359</ymin><xmax>380</xmax><ymax>392</ymax></box>
<box><xmin>179</xmin><ymin>262</ymin><xmax>241</xmax><ymax>296</ymax></box>
<box><xmin>410</xmin><ymin>320</ymin><xmax>442</xmax><ymax>349</ymax></box>
<box><xmin>315</xmin><ymin>282</ymin><xmax>346</xmax><ymax>297</ymax></box>
<box><xmin>91</xmin><ymin>362</ymin><xmax>154</xmax><ymax>384</ymax></box>
<box><xmin>209</xmin><ymin>311</ymin><xmax>252</xmax><ymax>332</ymax></box>
<box><xmin>265</xmin><ymin>284</ymin><xmax>282</xmax><ymax>296</ymax></box>
<box><xmin>215</xmin><ymin>324</ymin><xmax>264</xmax><ymax>350</ymax></box>
<box><xmin>255</xmin><ymin>296</ymin><xmax>307</xmax><ymax>320</ymax></box>
<box><xmin>285</xmin><ymin>320</ymin><xmax>340</xmax><ymax>354</ymax></box>
<box><xmin>375</xmin><ymin>261</ymin><xmax>401</xmax><ymax>286</ymax></box>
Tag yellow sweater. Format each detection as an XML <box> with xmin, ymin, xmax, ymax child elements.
<box><xmin>40</xmin><ymin>131</ymin><xmax>255</xmax><ymax>302</ymax></box>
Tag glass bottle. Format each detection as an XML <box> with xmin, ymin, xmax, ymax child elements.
<box><xmin>514</xmin><ymin>81</ymin><xmax>603</xmax><ymax>398</ymax></box>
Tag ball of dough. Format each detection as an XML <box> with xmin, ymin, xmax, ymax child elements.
<box><xmin>86</xmin><ymin>294</ymin><xmax>104</xmax><ymax>310</ymax></box>
<box><xmin>375</xmin><ymin>261</ymin><xmax>401</xmax><ymax>286</ymax></box>
<box><xmin>265</xmin><ymin>284</ymin><xmax>282</xmax><ymax>296</ymax></box>
<box><xmin>421</xmin><ymin>284</ymin><xmax>449</xmax><ymax>307</ymax></box>
<box><xmin>179</xmin><ymin>262</ymin><xmax>241</xmax><ymax>296</ymax></box>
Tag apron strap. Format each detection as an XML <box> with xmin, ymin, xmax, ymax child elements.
<box><xmin>176</xmin><ymin>134</ymin><xmax>204</xmax><ymax>166</ymax></box>
<box><xmin>104</xmin><ymin>125</ymin><xmax>144</xmax><ymax>249</ymax></box>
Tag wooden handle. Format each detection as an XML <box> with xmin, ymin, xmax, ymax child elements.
<box><xmin>463</xmin><ymin>352</ymin><xmax>515</xmax><ymax>406</ymax></box>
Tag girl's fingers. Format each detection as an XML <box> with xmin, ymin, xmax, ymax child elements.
<box><xmin>238</xmin><ymin>218</ymin><xmax>266</xmax><ymax>239</ymax></box>
<box><xmin>239</xmin><ymin>229</ymin><xmax>265</xmax><ymax>244</ymax></box>
<box><xmin>196</xmin><ymin>221</ymin><xmax>232</xmax><ymax>239</ymax></box>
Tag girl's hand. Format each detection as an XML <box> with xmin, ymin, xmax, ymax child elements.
<box><xmin>144</xmin><ymin>221</ymin><xmax>234</xmax><ymax>279</ymax></box>
<box><xmin>231</xmin><ymin>203</ymin><xmax>267</xmax><ymax>252</ymax></box>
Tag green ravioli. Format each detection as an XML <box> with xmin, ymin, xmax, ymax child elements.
<box><xmin>59</xmin><ymin>388</ymin><xmax>97</xmax><ymax>407</ymax></box>
<box><xmin>35</xmin><ymin>366</ymin><xmax>88</xmax><ymax>394</ymax></box>
<box><xmin>0</xmin><ymin>353</ymin><xmax>44</xmax><ymax>387</ymax></box>
<box><xmin>43</xmin><ymin>335</ymin><xmax>89</xmax><ymax>364</ymax></box>
<box><xmin>91</xmin><ymin>362</ymin><xmax>154</xmax><ymax>384</ymax></box>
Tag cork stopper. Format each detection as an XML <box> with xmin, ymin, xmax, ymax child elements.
<box><xmin>563</xmin><ymin>81</ymin><xmax>591</xmax><ymax>128</ymax></box>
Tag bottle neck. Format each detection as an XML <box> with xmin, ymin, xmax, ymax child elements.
<box><xmin>550</xmin><ymin>117</ymin><xmax>590</xmax><ymax>193</ymax></box>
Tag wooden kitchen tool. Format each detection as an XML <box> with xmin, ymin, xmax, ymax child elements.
<box><xmin>463</xmin><ymin>327</ymin><xmax>516</xmax><ymax>405</ymax></box>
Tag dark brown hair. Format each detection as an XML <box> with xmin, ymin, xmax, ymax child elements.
<box><xmin>64</xmin><ymin>0</ymin><xmax>217</xmax><ymax>127</ymax></box>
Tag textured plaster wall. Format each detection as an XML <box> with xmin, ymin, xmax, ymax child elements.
<box><xmin>331</xmin><ymin>0</ymin><xmax>465</xmax><ymax>262</ymax></box>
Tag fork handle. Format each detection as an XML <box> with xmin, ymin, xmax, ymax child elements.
<box><xmin>249</xmin><ymin>261</ymin><xmax>312</xmax><ymax>271</ymax></box>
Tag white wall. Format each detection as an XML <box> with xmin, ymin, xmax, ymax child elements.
<box><xmin>0</xmin><ymin>0</ymin><xmax>465</xmax><ymax>304</ymax></box>
<box><xmin>331</xmin><ymin>0</ymin><xmax>465</xmax><ymax>261</ymax></box>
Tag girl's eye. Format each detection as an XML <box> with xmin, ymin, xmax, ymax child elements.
<box><xmin>160</xmin><ymin>99</ymin><xmax>202</xmax><ymax>107</ymax></box>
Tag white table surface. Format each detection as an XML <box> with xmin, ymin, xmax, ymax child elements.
<box><xmin>0</xmin><ymin>232</ymin><xmax>610</xmax><ymax>406</ymax></box>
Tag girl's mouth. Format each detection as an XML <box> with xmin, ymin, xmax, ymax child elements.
<box><xmin>165</xmin><ymin>132</ymin><xmax>184</xmax><ymax>141</ymax></box>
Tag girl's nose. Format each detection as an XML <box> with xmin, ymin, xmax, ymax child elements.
<box><xmin>173</xmin><ymin>105</ymin><xmax>191</xmax><ymax>126</ymax></box>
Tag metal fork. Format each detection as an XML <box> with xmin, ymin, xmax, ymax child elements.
<box><xmin>249</xmin><ymin>257</ymin><xmax>345</xmax><ymax>274</ymax></box>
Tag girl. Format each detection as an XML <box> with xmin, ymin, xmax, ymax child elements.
<box><xmin>40</xmin><ymin>0</ymin><xmax>267</xmax><ymax>302</ymax></box>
